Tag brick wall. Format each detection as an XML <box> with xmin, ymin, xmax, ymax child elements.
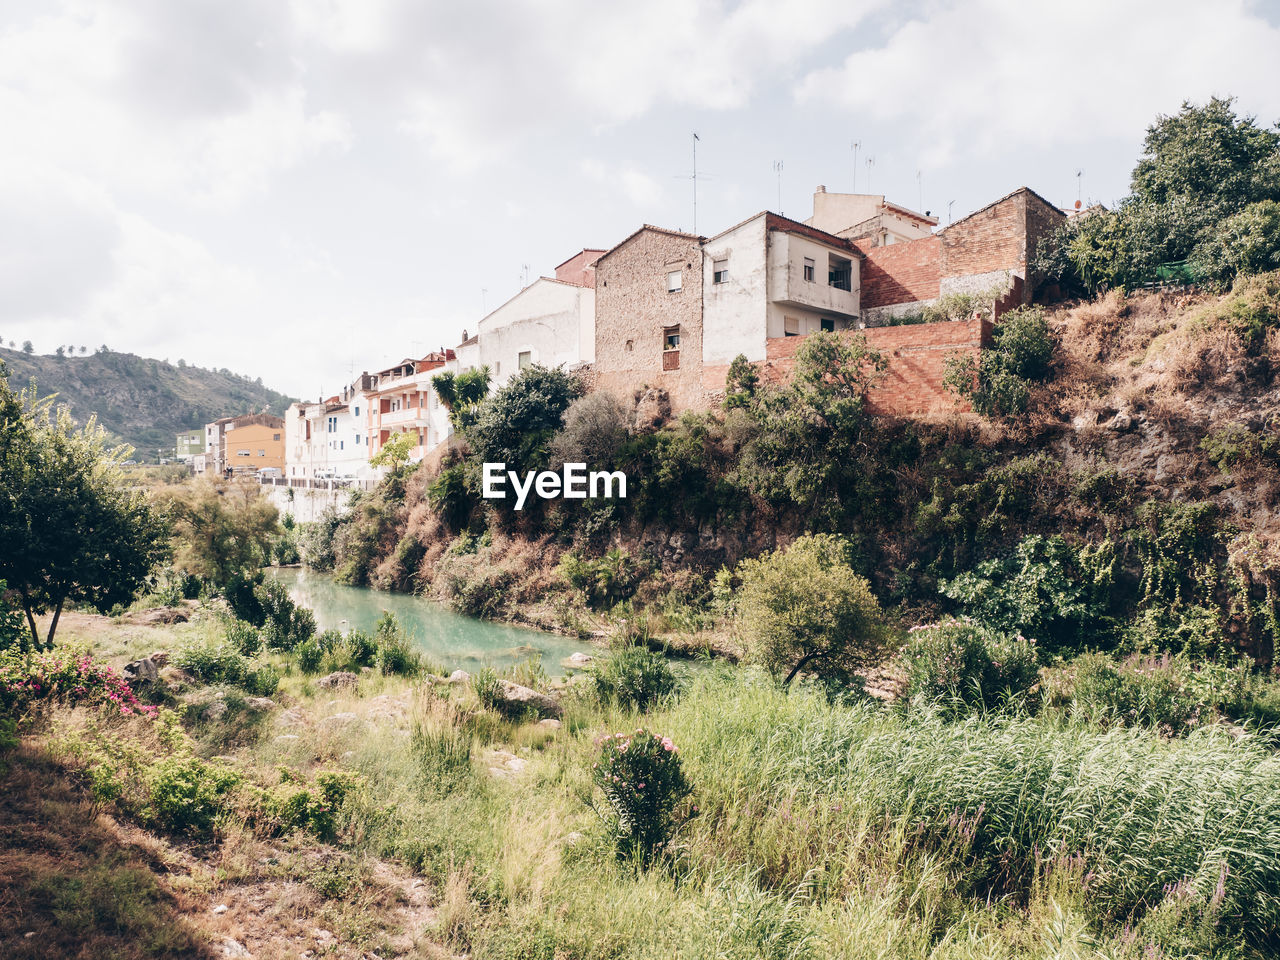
<box><xmin>594</xmin><ymin>227</ymin><xmax>707</xmax><ymax>414</ymax></box>
<box><xmin>754</xmin><ymin>318</ymin><xmax>990</xmax><ymax>415</ymax></box>
<box><xmin>856</xmin><ymin>235</ymin><xmax>941</xmax><ymax>308</ymax></box>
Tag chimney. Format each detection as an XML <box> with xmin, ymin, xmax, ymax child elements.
<box><xmin>816</xmin><ymin>185</ymin><xmax>826</xmax><ymax>193</ymax></box>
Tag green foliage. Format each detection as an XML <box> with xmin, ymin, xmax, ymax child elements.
<box><xmin>1124</xmin><ymin>604</ymin><xmax>1228</xmax><ymax>660</ymax></box>
<box><xmin>1201</xmin><ymin>421</ymin><xmax>1280</xmax><ymax>473</ymax></box>
<box><xmin>1190</xmin><ymin>200</ymin><xmax>1280</xmax><ymax>287</ymax></box>
<box><xmin>547</xmin><ymin>391</ymin><xmax>629</xmax><ymax>470</ymax></box>
<box><xmin>470</xmin><ymin>666</ymin><xmax>501</xmax><ymax>712</ymax></box>
<box><xmin>256</xmin><ymin>578</ymin><xmax>316</xmax><ymax>650</ymax></box>
<box><xmin>254</xmin><ymin>769</ymin><xmax>357</xmax><ymax>841</ymax></box>
<box><xmin>464</xmin><ymin>364</ymin><xmax>583</xmax><ymax>479</ymax></box>
<box><xmin>592</xmin><ymin>728</ymin><xmax>691</xmax><ymax>865</ymax></box>
<box><xmin>174</xmin><ymin>644</ymin><xmax>278</xmax><ymax>696</ymax></box>
<box><xmin>883</xmin><ymin>285</ymin><xmax>1006</xmax><ymax>326</ymax></box>
<box><xmin>723</xmin><ymin>353</ymin><xmax>759</xmax><ymax>410</ymax></box>
<box><xmin>298</xmin><ymin>507</ymin><xmax>343</xmax><ymax>571</ymax></box>
<box><xmin>370</xmin><ymin>431</ymin><xmax>415</xmax><ymax>472</ymax></box>
<box><xmin>735</xmin><ymin>534</ymin><xmax>888</xmax><ymax>686</ymax></box>
<box><xmin>145</xmin><ymin>753</ymin><xmax>242</xmax><ymax>836</ymax></box>
<box><xmin>1132</xmin><ymin>500</ymin><xmax>1222</xmax><ymax>608</ymax></box>
<box><xmin>560</xmin><ymin>549</ymin><xmax>646</xmax><ymax>609</ymax></box>
<box><xmin>0</xmin><ymin>580</ymin><xmax>25</xmax><ymax>653</ymax></box>
<box><xmin>901</xmin><ymin>621</ymin><xmax>1039</xmax><ymax>713</ymax></box>
<box><xmin>426</xmin><ymin>462</ymin><xmax>471</xmax><ymax>531</ymax></box>
<box><xmin>224</xmin><ymin>620</ymin><xmax>262</xmax><ymax>656</ymax></box>
<box><xmin>434</xmin><ymin>552</ymin><xmax>513</xmax><ymax>618</ymax></box>
<box><xmin>591</xmin><ymin>645</ymin><xmax>679</xmax><ymax>712</ymax></box>
<box><xmin>341</xmin><ymin>630</ymin><xmax>378</xmax><ymax>669</ymax></box>
<box><xmin>943</xmin><ymin>307</ymin><xmax>1053</xmax><ymax>417</ymax></box>
<box><xmin>432</xmin><ymin>365</ymin><xmax>491</xmax><ymax>431</ymax></box>
<box><xmin>159</xmin><ymin>482</ymin><xmax>278</xmax><ymax>588</ymax></box>
<box><xmin>374</xmin><ymin>612</ymin><xmax>423</xmax><ymax>676</ymax></box>
<box><xmin>939</xmin><ymin>534</ymin><xmax>1115</xmax><ymax>653</ymax></box>
<box><xmin>0</xmin><ymin>649</ymin><xmax>156</xmax><ymax>717</ymax></box>
<box><xmin>0</xmin><ymin>370</ymin><xmax>169</xmax><ymax>650</ymax></box>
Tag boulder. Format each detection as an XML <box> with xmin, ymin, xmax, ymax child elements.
<box><xmin>494</xmin><ymin>679</ymin><xmax>562</xmax><ymax>718</ymax></box>
<box><xmin>203</xmin><ymin>699</ymin><xmax>228</xmax><ymax>721</ymax></box>
<box><xmin>135</xmin><ymin>607</ymin><xmax>190</xmax><ymax>625</ymax></box>
<box><xmin>562</xmin><ymin>652</ymin><xmax>594</xmax><ymax>668</ymax></box>
<box><xmin>538</xmin><ymin>718</ymin><xmax>562</xmax><ymax>730</ymax></box>
<box><xmin>243</xmin><ymin>697</ymin><xmax>276</xmax><ymax>712</ymax></box>
<box><xmin>316</xmin><ymin>671</ymin><xmax>358</xmax><ymax>689</ymax></box>
<box><xmin>448</xmin><ymin>669</ymin><xmax>471</xmax><ymax>685</ymax></box>
<box><xmin>123</xmin><ymin>654</ymin><xmax>165</xmax><ymax>684</ymax></box>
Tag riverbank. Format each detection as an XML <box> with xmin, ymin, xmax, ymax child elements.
<box><xmin>6</xmin><ymin>607</ymin><xmax>1280</xmax><ymax>959</ymax></box>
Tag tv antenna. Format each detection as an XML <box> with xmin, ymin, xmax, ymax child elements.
<box><xmin>851</xmin><ymin>140</ymin><xmax>861</xmax><ymax>191</ymax></box>
<box><xmin>1075</xmin><ymin>169</ymin><xmax>1084</xmax><ymax>209</ymax></box>
<box><xmin>773</xmin><ymin>160</ymin><xmax>784</xmax><ymax>215</ymax></box>
<box><xmin>673</xmin><ymin>132</ymin><xmax>714</xmax><ymax>234</ymax></box>
<box><xmin>865</xmin><ymin>156</ymin><xmax>875</xmax><ymax>194</ymax></box>
<box><xmin>947</xmin><ymin>199</ymin><xmax>956</xmax><ymax>224</ymax></box>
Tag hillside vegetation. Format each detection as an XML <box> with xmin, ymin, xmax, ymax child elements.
<box><xmin>0</xmin><ymin>346</ymin><xmax>292</xmax><ymax>458</ymax></box>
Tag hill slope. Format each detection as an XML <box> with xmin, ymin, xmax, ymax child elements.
<box><xmin>0</xmin><ymin>347</ymin><xmax>294</xmax><ymax>459</ymax></box>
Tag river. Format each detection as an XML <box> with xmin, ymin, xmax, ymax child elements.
<box><xmin>267</xmin><ymin>567</ymin><xmax>588</xmax><ymax>676</ymax></box>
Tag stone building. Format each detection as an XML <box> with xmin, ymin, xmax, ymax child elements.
<box><xmin>592</xmin><ymin>225</ymin><xmax>705</xmax><ymax>415</ymax></box>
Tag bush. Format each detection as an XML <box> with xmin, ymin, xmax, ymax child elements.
<box><xmin>435</xmin><ymin>552</ymin><xmax>513</xmax><ymax>619</ymax></box>
<box><xmin>470</xmin><ymin>667</ymin><xmax>501</xmax><ymax>712</ymax></box>
<box><xmin>296</xmin><ymin>638</ymin><xmax>326</xmax><ymax>674</ymax></box>
<box><xmin>547</xmin><ymin>391</ymin><xmax>629</xmax><ymax>471</ymax></box>
<box><xmin>901</xmin><ymin>621</ymin><xmax>1039</xmax><ymax>713</ymax></box>
<box><xmin>225</xmin><ymin>620</ymin><xmax>262</xmax><ymax>656</ymax></box>
<box><xmin>241</xmin><ymin>662</ymin><xmax>280</xmax><ymax>697</ymax></box>
<box><xmin>943</xmin><ymin>307</ymin><xmax>1054</xmax><ymax>416</ymax></box>
<box><xmin>560</xmin><ymin>549</ymin><xmax>646</xmax><ymax>609</ymax></box>
<box><xmin>0</xmin><ymin>581</ymin><xmax>25</xmax><ymax>653</ymax></box>
<box><xmin>256</xmin><ymin>578</ymin><xmax>316</xmax><ymax>650</ymax></box>
<box><xmin>0</xmin><ymin>650</ymin><xmax>156</xmax><ymax>717</ymax></box>
<box><xmin>256</xmin><ymin>769</ymin><xmax>356</xmax><ymax>841</ymax></box>
<box><xmin>175</xmin><ymin>645</ymin><xmax>246</xmax><ymax>686</ymax></box>
<box><xmin>591</xmin><ymin>728</ymin><xmax>691</xmax><ymax>865</ymax></box>
<box><xmin>592</xmin><ymin>645</ymin><xmax>679</xmax><ymax>712</ymax></box>
<box><xmin>939</xmin><ymin>535</ymin><xmax>1115</xmax><ymax>654</ymax></box>
<box><xmin>342</xmin><ymin>630</ymin><xmax>378</xmax><ymax>669</ymax></box>
<box><xmin>374</xmin><ymin>613</ymin><xmax>423</xmax><ymax>677</ymax></box>
<box><xmin>145</xmin><ymin>754</ymin><xmax>241</xmax><ymax>836</ymax></box>
<box><xmin>735</xmin><ymin>534</ymin><xmax>888</xmax><ymax>686</ymax></box>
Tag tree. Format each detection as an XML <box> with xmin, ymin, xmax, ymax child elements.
<box><xmin>723</xmin><ymin>354</ymin><xmax>759</xmax><ymax>410</ymax></box>
<box><xmin>79</xmin><ymin>345</ymin><xmax>87</xmax><ymax>355</ymax></box>
<box><xmin>464</xmin><ymin>364</ymin><xmax>582</xmax><ymax>474</ymax></box>
<box><xmin>735</xmin><ymin>534</ymin><xmax>888</xmax><ymax>686</ymax></box>
<box><xmin>21</xmin><ymin>341</ymin><xmax>32</xmax><ymax>354</ymax></box>
<box><xmin>0</xmin><ymin>368</ymin><xmax>169</xmax><ymax>650</ymax></box>
<box><xmin>55</xmin><ymin>346</ymin><xmax>65</xmax><ymax>358</ymax></box>
<box><xmin>432</xmin><ymin>365</ymin><xmax>491</xmax><ymax>431</ymax></box>
<box><xmin>155</xmin><ymin>482</ymin><xmax>278</xmax><ymax>588</ymax></box>
<box><xmin>370</xmin><ymin>431</ymin><xmax>415</xmax><ymax>472</ymax></box>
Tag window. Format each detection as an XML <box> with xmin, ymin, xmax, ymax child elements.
<box><xmin>820</xmin><ymin>318</ymin><xmax>835</xmax><ymax>332</ymax></box>
<box><xmin>518</xmin><ymin>351</ymin><xmax>532</xmax><ymax>370</ymax></box>
<box><xmin>328</xmin><ymin>417</ymin><xmax>336</xmax><ymax>433</ymax></box>
<box><xmin>272</xmin><ymin>432</ymin><xmax>281</xmax><ymax>441</ymax></box>
<box><xmin>666</xmin><ymin>269</ymin><xmax>682</xmax><ymax>293</ymax></box>
<box><xmin>803</xmin><ymin>257</ymin><xmax>815</xmax><ymax>282</ymax></box>
<box><xmin>625</xmin><ymin>340</ymin><xmax>634</xmax><ymax>352</ymax></box>
<box><xmin>713</xmin><ymin>258</ymin><xmax>728</xmax><ymax>283</ymax></box>
<box><xmin>828</xmin><ymin>255</ymin><xmax>852</xmax><ymax>291</ymax></box>
<box><xmin>784</xmin><ymin>316</ymin><xmax>800</xmax><ymax>337</ymax></box>
<box><xmin>257</xmin><ymin>449</ymin><xmax>265</xmax><ymax>457</ymax></box>
<box><xmin>237</xmin><ymin>449</ymin><xmax>250</xmax><ymax>457</ymax></box>
<box><xmin>664</xmin><ymin>326</ymin><xmax>681</xmax><ymax>350</ymax></box>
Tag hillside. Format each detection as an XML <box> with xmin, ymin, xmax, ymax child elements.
<box><xmin>0</xmin><ymin>347</ymin><xmax>294</xmax><ymax>459</ymax></box>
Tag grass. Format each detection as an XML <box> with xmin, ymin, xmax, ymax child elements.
<box><xmin>10</xmin><ymin>612</ymin><xmax>1280</xmax><ymax>959</ymax></box>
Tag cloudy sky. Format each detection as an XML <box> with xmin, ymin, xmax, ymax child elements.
<box><xmin>3</xmin><ymin>0</ymin><xmax>1279</xmax><ymax>398</ymax></box>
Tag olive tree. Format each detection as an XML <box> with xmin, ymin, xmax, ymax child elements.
<box><xmin>734</xmin><ymin>533</ymin><xmax>888</xmax><ymax>686</ymax></box>
<box><xmin>0</xmin><ymin>368</ymin><xmax>168</xmax><ymax>650</ymax></box>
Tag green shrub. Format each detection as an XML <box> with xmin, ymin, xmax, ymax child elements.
<box><xmin>374</xmin><ymin>613</ymin><xmax>423</xmax><ymax>677</ymax></box>
<box><xmin>435</xmin><ymin>553</ymin><xmax>513</xmax><ymax>619</ymax></box>
<box><xmin>259</xmin><ymin>769</ymin><xmax>356</xmax><ymax>841</ymax></box>
<box><xmin>901</xmin><ymin>621</ymin><xmax>1039</xmax><ymax>713</ymax></box>
<box><xmin>256</xmin><ymin>578</ymin><xmax>316</xmax><ymax>650</ymax></box>
<box><xmin>943</xmin><ymin>307</ymin><xmax>1054</xmax><ymax>416</ymax></box>
<box><xmin>735</xmin><ymin>534</ymin><xmax>888</xmax><ymax>686</ymax></box>
<box><xmin>176</xmin><ymin>644</ymin><xmax>247</xmax><ymax>686</ymax></box>
<box><xmin>296</xmin><ymin>638</ymin><xmax>325</xmax><ymax>674</ymax></box>
<box><xmin>1042</xmin><ymin>653</ymin><xmax>1206</xmax><ymax>733</ymax></box>
<box><xmin>412</xmin><ymin>723</ymin><xmax>472</xmax><ymax>788</ymax></box>
<box><xmin>560</xmin><ymin>549</ymin><xmax>646</xmax><ymax>609</ymax></box>
<box><xmin>241</xmin><ymin>662</ymin><xmax>280</xmax><ymax>697</ymax></box>
<box><xmin>342</xmin><ymin>630</ymin><xmax>378</xmax><ymax>669</ymax></box>
<box><xmin>225</xmin><ymin>620</ymin><xmax>262</xmax><ymax>656</ymax></box>
<box><xmin>470</xmin><ymin>667</ymin><xmax>501</xmax><ymax>712</ymax></box>
<box><xmin>939</xmin><ymin>535</ymin><xmax>1115</xmax><ymax>653</ymax></box>
<box><xmin>591</xmin><ymin>728</ymin><xmax>691</xmax><ymax>865</ymax></box>
<box><xmin>591</xmin><ymin>645</ymin><xmax>678</xmax><ymax>712</ymax></box>
<box><xmin>1123</xmin><ymin>603</ymin><xmax>1227</xmax><ymax>659</ymax></box>
<box><xmin>145</xmin><ymin>754</ymin><xmax>241</xmax><ymax>836</ymax></box>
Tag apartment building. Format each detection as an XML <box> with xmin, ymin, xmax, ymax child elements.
<box><xmin>477</xmin><ymin>249</ymin><xmax>601</xmax><ymax>388</ymax></box>
<box><xmin>806</xmin><ymin>186</ymin><xmax>938</xmax><ymax>246</ymax></box>
<box><xmin>284</xmin><ymin>375</ymin><xmax>374</xmax><ymax>482</ymax></box>
<box><xmin>700</xmin><ymin>212</ymin><xmax>864</xmax><ymax>389</ymax></box>
<box><xmin>200</xmin><ymin>413</ymin><xmax>285</xmax><ymax>476</ymax></box>
<box><xmin>175</xmin><ymin>428</ymin><xmax>203</xmax><ymax>463</ymax></box>
<box><xmin>365</xmin><ymin>351</ymin><xmax>454</xmax><ymax>463</ymax></box>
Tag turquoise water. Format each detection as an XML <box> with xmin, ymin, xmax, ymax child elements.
<box><xmin>267</xmin><ymin>567</ymin><xmax>587</xmax><ymax>676</ymax></box>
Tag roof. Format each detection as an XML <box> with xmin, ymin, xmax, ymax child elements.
<box><xmin>477</xmin><ymin>275</ymin><xmax>587</xmax><ymax>327</ymax></box>
<box><xmin>704</xmin><ymin>210</ymin><xmax>865</xmax><ymax>257</ymax></box>
<box><xmin>595</xmin><ymin>224</ymin><xmax>704</xmax><ymax>264</ymax></box>
<box><xmin>944</xmin><ymin>186</ymin><xmax>1066</xmax><ymax>232</ymax></box>
<box><xmin>553</xmin><ymin>247</ymin><xmax>607</xmax><ymax>270</ymax></box>
<box><xmin>880</xmin><ymin>199</ymin><xmax>938</xmax><ymax>226</ymax></box>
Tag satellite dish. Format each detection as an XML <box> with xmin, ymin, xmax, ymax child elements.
<box><xmin>1074</xmin><ymin>200</ymin><xmax>1082</xmax><ymax>210</ymax></box>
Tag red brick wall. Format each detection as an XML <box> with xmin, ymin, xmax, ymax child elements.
<box><xmin>856</xmin><ymin>236</ymin><xmax>941</xmax><ymax>308</ymax></box>
<box><xmin>940</xmin><ymin>194</ymin><xmax>1027</xmax><ymax>278</ymax></box>
<box><xmin>755</xmin><ymin>318</ymin><xmax>990</xmax><ymax>415</ymax></box>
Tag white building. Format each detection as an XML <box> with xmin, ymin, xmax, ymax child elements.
<box><xmin>476</xmin><ymin>249</ymin><xmax>600</xmax><ymax>388</ymax></box>
<box><xmin>805</xmin><ymin>186</ymin><xmax>938</xmax><ymax>246</ymax></box>
<box><xmin>701</xmin><ymin>212</ymin><xmax>863</xmax><ymax>368</ymax></box>
<box><xmin>284</xmin><ymin>374</ymin><xmax>375</xmax><ymax>483</ymax></box>
<box><xmin>364</xmin><ymin>352</ymin><xmax>454</xmax><ymax>465</ymax></box>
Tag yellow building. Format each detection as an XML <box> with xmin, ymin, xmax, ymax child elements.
<box><xmin>203</xmin><ymin>414</ymin><xmax>285</xmax><ymax>476</ymax></box>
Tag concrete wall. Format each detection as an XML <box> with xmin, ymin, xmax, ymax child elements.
<box><xmin>593</xmin><ymin>227</ymin><xmax>705</xmax><ymax>413</ymax></box>
<box><xmin>702</xmin><ymin>215</ymin><xmax>769</xmax><ymax>365</ymax></box>
<box><xmin>478</xmin><ymin>279</ymin><xmax>591</xmax><ymax>387</ymax></box>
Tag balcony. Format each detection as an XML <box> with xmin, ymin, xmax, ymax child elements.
<box><xmin>377</xmin><ymin>405</ymin><xmax>430</xmax><ymax>427</ymax></box>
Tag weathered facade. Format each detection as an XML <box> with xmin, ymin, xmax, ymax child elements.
<box><xmin>592</xmin><ymin>226</ymin><xmax>705</xmax><ymax>414</ymax></box>
<box><xmin>478</xmin><ymin>277</ymin><xmax>595</xmax><ymax>388</ymax></box>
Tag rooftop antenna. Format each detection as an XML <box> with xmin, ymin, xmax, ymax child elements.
<box><xmin>481</xmin><ymin>287</ymin><xmax>487</xmax><ymax>314</ymax></box>
<box><xmin>773</xmin><ymin>160</ymin><xmax>784</xmax><ymax>214</ymax></box>
<box><xmin>692</xmin><ymin>132</ymin><xmax>700</xmax><ymax>234</ymax></box>
<box><xmin>865</xmin><ymin>156</ymin><xmax>875</xmax><ymax>194</ymax></box>
<box><xmin>520</xmin><ymin>263</ymin><xmax>530</xmax><ymax>287</ymax></box>
<box><xmin>851</xmin><ymin>140</ymin><xmax>860</xmax><ymax>192</ymax></box>
<box><xmin>947</xmin><ymin>199</ymin><xmax>956</xmax><ymax>224</ymax></box>
<box><xmin>1076</xmin><ymin>169</ymin><xmax>1084</xmax><ymax>209</ymax></box>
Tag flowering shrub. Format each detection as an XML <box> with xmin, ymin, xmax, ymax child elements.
<box><xmin>592</xmin><ymin>728</ymin><xmax>691</xmax><ymax>864</ymax></box>
<box><xmin>901</xmin><ymin>620</ymin><xmax>1039</xmax><ymax>713</ymax></box>
<box><xmin>0</xmin><ymin>650</ymin><xmax>156</xmax><ymax>717</ymax></box>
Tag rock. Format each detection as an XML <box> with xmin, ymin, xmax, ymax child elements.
<box><xmin>203</xmin><ymin>700</ymin><xmax>228</xmax><ymax>721</ymax></box>
<box><xmin>319</xmin><ymin>712</ymin><xmax>360</xmax><ymax>729</ymax></box>
<box><xmin>219</xmin><ymin>939</ymin><xmax>251</xmax><ymax>958</ymax></box>
<box><xmin>494</xmin><ymin>679</ymin><xmax>562</xmax><ymax>718</ymax></box>
<box><xmin>563</xmin><ymin>652</ymin><xmax>594</xmax><ymax>668</ymax></box>
<box><xmin>1106</xmin><ymin>410</ymin><xmax>1134</xmax><ymax>432</ymax></box>
<box><xmin>212</xmin><ymin>904</ymin><xmax>229</xmax><ymax>915</ymax></box>
<box><xmin>538</xmin><ymin>718</ymin><xmax>562</xmax><ymax>730</ymax></box>
<box><xmin>448</xmin><ymin>669</ymin><xmax>471</xmax><ymax>685</ymax></box>
<box><xmin>243</xmin><ymin>697</ymin><xmax>276</xmax><ymax>712</ymax></box>
<box><xmin>135</xmin><ymin>606</ymin><xmax>190</xmax><ymax>625</ymax></box>
<box><xmin>123</xmin><ymin>654</ymin><xmax>162</xmax><ymax>684</ymax></box>
<box><xmin>316</xmin><ymin>671</ymin><xmax>358</xmax><ymax>689</ymax></box>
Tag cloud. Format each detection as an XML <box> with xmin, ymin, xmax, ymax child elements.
<box><xmin>795</xmin><ymin>0</ymin><xmax>1280</xmax><ymax>167</ymax></box>
<box><xmin>581</xmin><ymin>158</ymin><xmax>664</xmax><ymax>207</ymax></box>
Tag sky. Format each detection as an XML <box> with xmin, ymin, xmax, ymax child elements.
<box><xmin>2</xmin><ymin>0</ymin><xmax>1280</xmax><ymax>399</ymax></box>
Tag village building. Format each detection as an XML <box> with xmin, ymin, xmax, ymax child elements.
<box><xmin>199</xmin><ymin>413</ymin><xmax>285</xmax><ymax>476</ymax></box>
<box><xmin>476</xmin><ymin>249</ymin><xmax>601</xmax><ymax>388</ymax></box>
<box><xmin>805</xmin><ymin>186</ymin><xmax>938</xmax><ymax>246</ymax></box>
<box><xmin>284</xmin><ymin>374</ymin><xmax>375</xmax><ymax>483</ymax></box>
<box><xmin>591</xmin><ymin>225</ymin><xmax>705</xmax><ymax>415</ymax></box>
<box><xmin>364</xmin><ymin>351</ymin><xmax>454</xmax><ymax>464</ymax></box>
<box><xmin>700</xmin><ymin>212</ymin><xmax>864</xmax><ymax>394</ymax></box>
<box><xmin>174</xmin><ymin>428</ymin><xmax>203</xmax><ymax>463</ymax></box>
